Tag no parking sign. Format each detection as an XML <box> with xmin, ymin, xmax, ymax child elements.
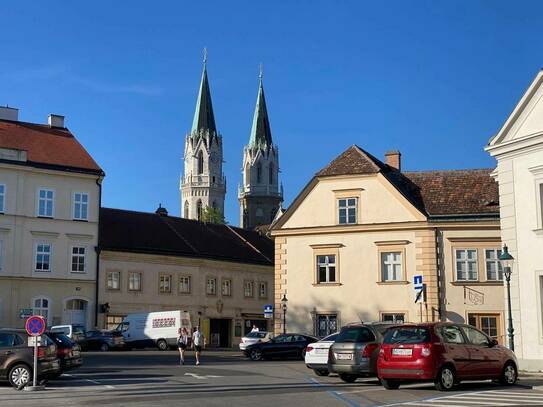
<box><xmin>25</xmin><ymin>315</ymin><xmax>46</xmax><ymax>337</ymax></box>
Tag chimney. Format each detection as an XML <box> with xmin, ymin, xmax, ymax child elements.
<box><xmin>48</xmin><ymin>114</ymin><xmax>65</xmax><ymax>128</ymax></box>
<box><xmin>385</xmin><ymin>150</ymin><xmax>401</xmax><ymax>171</ymax></box>
<box><xmin>155</xmin><ymin>204</ymin><xmax>168</xmax><ymax>217</ymax></box>
<box><xmin>0</xmin><ymin>106</ymin><xmax>19</xmax><ymax>121</ymax></box>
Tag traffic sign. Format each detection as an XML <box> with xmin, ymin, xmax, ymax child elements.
<box><xmin>27</xmin><ymin>336</ymin><xmax>43</xmax><ymax>347</ymax></box>
<box><xmin>264</xmin><ymin>304</ymin><xmax>273</xmax><ymax>319</ymax></box>
<box><xmin>25</xmin><ymin>315</ymin><xmax>46</xmax><ymax>337</ymax></box>
<box><xmin>414</xmin><ymin>275</ymin><xmax>424</xmax><ymax>303</ymax></box>
<box><xmin>19</xmin><ymin>308</ymin><xmax>33</xmax><ymax>319</ymax></box>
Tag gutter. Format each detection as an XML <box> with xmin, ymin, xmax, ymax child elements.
<box><xmin>94</xmin><ymin>176</ymin><xmax>103</xmax><ymax>328</ymax></box>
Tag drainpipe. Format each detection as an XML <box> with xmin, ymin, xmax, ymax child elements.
<box><xmin>434</xmin><ymin>227</ymin><xmax>442</xmax><ymax>321</ymax></box>
<box><xmin>94</xmin><ymin>176</ymin><xmax>103</xmax><ymax>328</ymax></box>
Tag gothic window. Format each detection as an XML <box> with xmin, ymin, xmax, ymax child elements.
<box><xmin>196</xmin><ymin>200</ymin><xmax>203</xmax><ymax>221</ymax></box>
<box><xmin>244</xmin><ymin>163</ymin><xmax>250</xmax><ymax>185</ymax></box>
<box><xmin>197</xmin><ymin>151</ymin><xmax>204</xmax><ymax>175</ymax></box>
<box><xmin>269</xmin><ymin>163</ymin><xmax>274</xmax><ymax>184</ymax></box>
<box><xmin>257</xmin><ymin>163</ymin><xmax>262</xmax><ymax>184</ymax></box>
<box><xmin>184</xmin><ymin>201</ymin><xmax>189</xmax><ymax>218</ymax></box>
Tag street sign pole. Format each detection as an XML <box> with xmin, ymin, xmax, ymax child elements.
<box><xmin>24</xmin><ymin>315</ymin><xmax>46</xmax><ymax>392</ymax></box>
<box><xmin>32</xmin><ymin>338</ymin><xmax>38</xmax><ymax>388</ymax></box>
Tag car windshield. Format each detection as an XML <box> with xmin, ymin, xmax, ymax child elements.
<box><xmin>49</xmin><ymin>333</ymin><xmax>73</xmax><ymax>346</ymax></box>
<box><xmin>246</xmin><ymin>332</ymin><xmax>267</xmax><ymax>339</ymax></box>
<box><xmin>384</xmin><ymin>327</ymin><xmax>430</xmax><ymax>344</ymax></box>
<box><xmin>336</xmin><ymin>327</ymin><xmax>375</xmax><ymax>343</ymax></box>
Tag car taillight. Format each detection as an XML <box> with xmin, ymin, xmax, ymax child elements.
<box><xmin>58</xmin><ymin>348</ymin><xmax>71</xmax><ymax>357</ymax></box>
<box><xmin>362</xmin><ymin>343</ymin><xmax>379</xmax><ymax>358</ymax></box>
<box><xmin>37</xmin><ymin>347</ymin><xmax>46</xmax><ymax>359</ymax></box>
<box><xmin>421</xmin><ymin>346</ymin><xmax>431</xmax><ymax>357</ymax></box>
<box><xmin>306</xmin><ymin>346</ymin><xmax>314</xmax><ymax>353</ymax></box>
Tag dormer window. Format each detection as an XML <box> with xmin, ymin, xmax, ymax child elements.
<box><xmin>338</xmin><ymin>198</ymin><xmax>357</xmax><ymax>224</ymax></box>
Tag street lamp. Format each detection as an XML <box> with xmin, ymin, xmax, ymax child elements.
<box><xmin>281</xmin><ymin>295</ymin><xmax>288</xmax><ymax>334</ymax></box>
<box><xmin>499</xmin><ymin>245</ymin><xmax>515</xmax><ymax>352</ymax></box>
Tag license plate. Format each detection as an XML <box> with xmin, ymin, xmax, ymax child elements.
<box><xmin>392</xmin><ymin>348</ymin><xmax>412</xmax><ymax>356</ymax></box>
<box><xmin>316</xmin><ymin>348</ymin><xmax>328</xmax><ymax>354</ymax></box>
<box><xmin>337</xmin><ymin>353</ymin><xmax>353</xmax><ymax>360</ymax></box>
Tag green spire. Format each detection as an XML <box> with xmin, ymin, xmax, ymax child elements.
<box><xmin>191</xmin><ymin>49</ymin><xmax>216</xmax><ymax>134</ymax></box>
<box><xmin>249</xmin><ymin>65</ymin><xmax>272</xmax><ymax>148</ymax></box>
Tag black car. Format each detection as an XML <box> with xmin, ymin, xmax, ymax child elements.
<box><xmin>80</xmin><ymin>330</ymin><xmax>125</xmax><ymax>351</ymax></box>
<box><xmin>244</xmin><ymin>333</ymin><xmax>318</xmax><ymax>361</ymax></box>
<box><xmin>46</xmin><ymin>332</ymin><xmax>83</xmax><ymax>376</ymax></box>
<box><xmin>0</xmin><ymin>329</ymin><xmax>60</xmax><ymax>388</ymax></box>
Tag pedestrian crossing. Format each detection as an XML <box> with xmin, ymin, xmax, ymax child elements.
<box><xmin>396</xmin><ymin>389</ymin><xmax>543</xmax><ymax>407</ymax></box>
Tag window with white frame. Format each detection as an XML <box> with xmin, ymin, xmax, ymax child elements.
<box><xmin>37</xmin><ymin>189</ymin><xmax>54</xmax><ymax>217</ymax></box>
<box><xmin>35</xmin><ymin>243</ymin><xmax>52</xmax><ymax>272</ymax></box>
<box><xmin>381</xmin><ymin>313</ymin><xmax>405</xmax><ymax>323</ymax></box>
<box><xmin>485</xmin><ymin>249</ymin><xmax>503</xmax><ymax>281</ymax></box>
<box><xmin>0</xmin><ymin>184</ymin><xmax>5</xmax><ymax>213</ymax></box>
<box><xmin>159</xmin><ymin>275</ymin><xmax>172</xmax><ymax>293</ymax></box>
<box><xmin>338</xmin><ymin>198</ymin><xmax>357</xmax><ymax>224</ymax></box>
<box><xmin>206</xmin><ymin>277</ymin><xmax>217</xmax><ymax>295</ymax></box>
<box><xmin>244</xmin><ymin>281</ymin><xmax>254</xmax><ymax>297</ymax></box>
<box><xmin>455</xmin><ymin>249</ymin><xmax>478</xmax><ymax>281</ymax></box>
<box><xmin>381</xmin><ymin>252</ymin><xmax>403</xmax><ymax>281</ymax></box>
<box><xmin>128</xmin><ymin>272</ymin><xmax>142</xmax><ymax>291</ymax></box>
<box><xmin>222</xmin><ymin>279</ymin><xmax>232</xmax><ymax>296</ymax></box>
<box><xmin>259</xmin><ymin>282</ymin><xmax>268</xmax><ymax>298</ymax></box>
<box><xmin>33</xmin><ymin>297</ymin><xmax>50</xmax><ymax>324</ymax></box>
<box><xmin>71</xmin><ymin>246</ymin><xmax>86</xmax><ymax>273</ymax></box>
<box><xmin>316</xmin><ymin>255</ymin><xmax>337</xmax><ymax>283</ymax></box>
<box><xmin>107</xmin><ymin>271</ymin><xmax>120</xmax><ymax>290</ymax></box>
<box><xmin>73</xmin><ymin>192</ymin><xmax>89</xmax><ymax>220</ymax></box>
<box><xmin>179</xmin><ymin>276</ymin><xmax>191</xmax><ymax>294</ymax></box>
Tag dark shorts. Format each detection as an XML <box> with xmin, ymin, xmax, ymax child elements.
<box><xmin>179</xmin><ymin>343</ymin><xmax>187</xmax><ymax>350</ymax></box>
<box><xmin>194</xmin><ymin>345</ymin><xmax>202</xmax><ymax>352</ymax></box>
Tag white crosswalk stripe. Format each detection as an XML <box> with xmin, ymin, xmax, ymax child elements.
<box><xmin>391</xmin><ymin>389</ymin><xmax>543</xmax><ymax>406</ymax></box>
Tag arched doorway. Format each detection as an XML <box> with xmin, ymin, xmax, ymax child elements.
<box><xmin>63</xmin><ymin>298</ymin><xmax>89</xmax><ymax>327</ymax></box>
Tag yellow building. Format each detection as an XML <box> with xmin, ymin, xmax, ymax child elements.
<box><xmin>271</xmin><ymin>146</ymin><xmax>504</xmax><ymax>342</ymax></box>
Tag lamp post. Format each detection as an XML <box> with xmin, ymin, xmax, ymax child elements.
<box><xmin>499</xmin><ymin>245</ymin><xmax>515</xmax><ymax>352</ymax></box>
<box><xmin>281</xmin><ymin>295</ymin><xmax>288</xmax><ymax>334</ymax></box>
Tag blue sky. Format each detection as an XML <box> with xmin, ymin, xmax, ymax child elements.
<box><xmin>1</xmin><ymin>1</ymin><xmax>542</xmax><ymax>224</ymax></box>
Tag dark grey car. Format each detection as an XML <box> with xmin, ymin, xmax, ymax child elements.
<box><xmin>328</xmin><ymin>323</ymin><xmax>397</xmax><ymax>383</ymax></box>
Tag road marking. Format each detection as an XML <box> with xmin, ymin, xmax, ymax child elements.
<box><xmin>184</xmin><ymin>372</ymin><xmax>222</xmax><ymax>379</ymax></box>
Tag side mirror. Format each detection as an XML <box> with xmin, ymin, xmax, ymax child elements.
<box><xmin>489</xmin><ymin>339</ymin><xmax>498</xmax><ymax>347</ymax></box>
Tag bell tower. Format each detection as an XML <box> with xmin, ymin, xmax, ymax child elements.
<box><xmin>180</xmin><ymin>50</ymin><xmax>226</xmax><ymax>221</ymax></box>
<box><xmin>238</xmin><ymin>67</ymin><xmax>283</xmax><ymax>229</ymax></box>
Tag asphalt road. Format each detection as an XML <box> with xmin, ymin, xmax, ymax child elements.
<box><xmin>1</xmin><ymin>350</ymin><xmax>543</xmax><ymax>407</ymax></box>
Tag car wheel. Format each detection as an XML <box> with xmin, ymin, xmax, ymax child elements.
<box><xmin>100</xmin><ymin>343</ymin><xmax>110</xmax><ymax>352</ymax></box>
<box><xmin>157</xmin><ymin>339</ymin><xmax>168</xmax><ymax>351</ymax></box>
<box><xmin>500</xmin><ymin>361</ymin><xmax>518</xmax><ymax>385</ymax></box>
<box><xmin>250</xmin><ymin>349</ymin><xmax>263</xmax><ymax>361</ymax></box>
<box><xmin>314</xmin><ymin>369</ymin><xmax>329</xmax><ymax>377</ymax></box>
<box><xmin>435</xmin><ymin>365</ymin><xmax>456</xmax><ymax>391</ymax></box>
<box><xmin>9</xmin><ymin>364</ymin><xmax>31</xmax><ymax>388</ymax></box>
<box><xmin>381</xmin><ymin>378</ymin><xmax>400</xmax><ymax>390</ymax></box>
<box><xmin>339</xmin><ymin>374</ymin><xmax>357</xmax><ymax>383</ymax></box>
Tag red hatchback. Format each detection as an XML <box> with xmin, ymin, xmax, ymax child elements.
<box><xmin>377</xmin><ymin>322</ymin><xmax>518</xmax><ymax>391</ymax></box>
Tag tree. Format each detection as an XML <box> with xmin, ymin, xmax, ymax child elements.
<box><xmin>201</xmin><ymin>206</ymin><xmax>226</xmax><ymax>224</ymax></box>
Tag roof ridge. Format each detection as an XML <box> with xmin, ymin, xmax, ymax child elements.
<box><xmin>226</xmin><ymin>225</ymin><xmax>272</xmax><ymax>263</ymax></box>
<box><xmin>159</xmin><ymin>216</ymin><xmax>199</xmax><ymax>254</ymax></box>
<box><xmin>353</xmin><ymin>145</ymin><xmax>383</xmax><ymax>172</ymax></box>
<box><xmin>404</xmin><ymin>168</ymin><xmax>493</xmax><ymax>174</ymax></box>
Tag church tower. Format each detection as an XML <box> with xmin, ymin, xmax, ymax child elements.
<box><xmin>180</xmin><ymin>52</ymin><xmax>226</xmax><ymax>221</ymax></box>
<box><xmin>238</xmin><ymin>68</ymin><xmax>283</xmax><ymax>229</ymax></box>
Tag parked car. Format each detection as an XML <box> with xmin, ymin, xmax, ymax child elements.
<box><xmin>378</xmin><ymin>322</ymin><xmax>518</xmax><ymax>391</ymax></box>
<box><xmin>46</xmin><ymin>332</ymin><xmax>83</xmax><ymax>376</ymax></box>
<box><xmin>329</xmin><ymin>322</ymin><xmax>397</xmax><ymax>383</ymax></box>
<box><xmin>305</xmin><ymin>332</ymin><xmax>338</xmax><ymax>376</ymax></box>
<box><xmin>239</xmin><ymin>331</ymin><xmax>273</xmax><ymax>351</ymax></box>
<box><xmin>50</xmin><ymin>324</ymin><xmax>86</xmax><ymax>344</ymax></box>
<box><xmin>244</xmin><ymin>333</ymin><xmax>318</xmax><ymax>361</ymax></box>
<box><xmin>0</xmin><ymin>328</ymin><xmax>60</xmax><ymax>388</ymax></box>
<box><xmin>80</xmin><ymin>330</ymin><xmax>125</xmax><ymax>352</ymax></box>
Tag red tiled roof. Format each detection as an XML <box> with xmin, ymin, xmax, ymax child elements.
<box><xmin>0</xmin><ymin>119</ymin><xmax>102</xmax><ymax>174</ymax></box>
<box><xmin>316</xmin><ymin>145</ymin><xmax>385</xmax><ymax>176</ymax></box>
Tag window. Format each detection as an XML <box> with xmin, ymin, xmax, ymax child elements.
<box><xmin>206</xmin><ymin>278</ymin><xmax>217</xmax><ymax>295</ymax></box>
<box><xmin>338</xmin><ymin>198</ymin><xmax>357</xmax><ymax>224</ymax></box>
<box><xmin>71</xmin><ymin>246</ymin><xmax>86</xmax><ymax>273</ymax></box>
<box><xmin>107</xmin><ymin>271</ymin><xmax>120</xmax><ymax>290</ymax></box>
<box><xmin>66</xmin><ymin>299</ymin><xmax>86</xmax><ymax>311</ymax></box>
<box><xmin>316</xmin><ymin>314</ymin><xmax>338</xmax><ymax>338</ymax></box>
<box><xmin>106</xmin><ymin>315</ymin><xmax>125</xmax><ymax>331</ymax></box>
<box><xmin>485</xmin><ymin>249</ymin><xmax>503</xmax><ymax>281</ymax></box>
<box><xmin>383</xmin><ymin>327</ymin><xmax>430</xmax><ymax>344</ymax></box>
<box><xmin>468</xmin><ymin>313</ymin><xmax>500</xmax><ymax>343</ymax></box>
<box><xmin>197</xmin><ymin>200</ymin><xmax>203</xmax><ymax>221</ymax></box>
<box><xmin>159</xmin><ymin>275</ymin><xmax>172</xmax><ymax>294</ymax></box>
<box><xmin>0</xmin><ymin>333</ymin><xmax>16</xmax><ymax>348</ymax></box>
<box><xmin>259</xmin><ymin>282</ymin><xmax>268</xmax><ymax>298</ymax></box>
<box><xmin>33</xmin><ymin>297</ymin><xmax>50</xmax><ymax>324</ymax></box>
<box><xmin>0</xmin><ymin>184</ymin><xmax>5</xmax><ymax>213</ymax></box>
<box><xmin>244</xmin><ymin>281</ymin><xmax>254</xmax><ymax>297</ymax></box>
<box><xmin>37</xmin><ymin>189</ymin><xmax>54</xmax><ymax>217</ymax></box>
<box><xmin>381</xmin><ymin>252</ymin><xmax>402</xmax><ymax>281</ymax></box>
<box><xmin>316</xmin><ymin>255</ymin><xmax>336</xmax><ymax>283</ymax></box>
<box><xmin>381</xmin><ymin>313</ymin><xmax>405</xmax><ymax>323</ymax></box>
<box><xmin>184</xmin><ymin>201</ymin><xmax>189</xmax><ymax>218</ymax></box>
<box><xmin>462</xmin><ymin>325</ymin><xmax>490</xmax><ymax>346</ymax></box>
<box><xmin>455</xmin><ymin>249</ymin><xmax>478</xmax><ymax>281</ymax></box>
<box><xmin>35</xmin><ymin>243</ymin><xmax>52</xmax><ymax>272</ymax></box>
<box><xmin>221</xmin><ymin>279</ymin><xmax>232</xmax><ymax>296</ymax></box>
<box><xmin>336</xmin><ymin>326</ymin><xmax>375</xmax><ymax>343</ymax></box>
<box><xmin>257</xmin><ymin>163</ymin><xmax>262</xmax><ymax>183</ymax></box>
<box><xmin>73</xmin><ymin>192</ymin><xmax>89</xmax><ymax>220</ymax></box>
<box><xmin>179</xmin><ymin>276</ymin><xmax>191</xmax><ymax>294</ymax></box>
<box><xmin>197</xmin><ymin>151</ymin><xmax>204</xmax><ymax>175</ymax></box>
<box><xmin>437</xmin><ymin>325</ymin><xmax>465</xmax><ymax>344</ymax></box>
<box><xmin>128</xmin><ymin>272</ymin><xmax>142</xmax><ymax>291</ymax></box>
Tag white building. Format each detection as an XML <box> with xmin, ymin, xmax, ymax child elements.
<box><xmin>0</xmin><ymin>107</ymin><xmax>104</xmax><ymax>330</ymax></box>
<box><xmin>486</xmin><ymin>70</ymin><xmax>543</xmax><ymax>370</ymax></box>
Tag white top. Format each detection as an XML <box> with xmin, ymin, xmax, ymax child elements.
<box><xmin>192</xmin><ymin>330</ymin><xmax>205</xmax><ymax>346</ymax></box>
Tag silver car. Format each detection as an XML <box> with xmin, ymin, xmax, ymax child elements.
<box><xmin>239</xmin><ymin>331</ymin><xmax>273</xmax><ymax>351</ymax></box>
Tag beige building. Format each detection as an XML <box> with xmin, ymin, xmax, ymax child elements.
<box><xmin>0</xmin><ymin>107</ymin><xmax>104</xmax><ymax>330</ymax></box>
<box><xmin>486</xmin><ymin>70</ymin><xmax>543</xmax><ymax>369</ymax></box>
<box><xmin>271</xmin><ymin>146</ymin><xmax>505</xmax><ymax>342</ymax></box>
<box><xmin>98</xmin><ymin>207</ymin><xmax>274</xmax><ymax>348</ymax></box>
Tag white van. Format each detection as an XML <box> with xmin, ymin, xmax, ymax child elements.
<box><xmin>117</xmin><ymin>311</ymin><xmax>191</xmax><ymax>350</ymax></box>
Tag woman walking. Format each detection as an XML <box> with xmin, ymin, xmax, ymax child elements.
<box><xmin>177</xmin><ymin>327</ymin><xmax>189</xmax><ymax>365</ymax></box>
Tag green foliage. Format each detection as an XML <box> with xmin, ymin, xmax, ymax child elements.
<box><xmin>201</xmin><ymin>206</ymin><xmax>226</xmax><ymax>224</ymax></box>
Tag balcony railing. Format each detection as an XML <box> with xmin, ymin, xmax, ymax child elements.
<box><xmin>238</xmin><ymin>184</ymin><xmax>283</xmax><ymax>198</ymax></box>
<box><xmin>181</xmin><ymin>174</ymin><xmax>226</xmax><ymax>189</ymax></box>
